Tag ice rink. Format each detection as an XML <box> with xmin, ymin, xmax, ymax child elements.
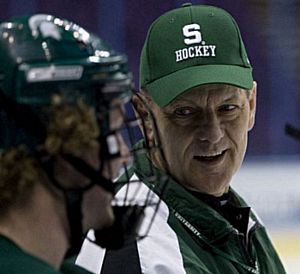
<box><xmin>232</xmin><ymin>156</ymin><xmax>300</xmax><ymax>274</ymax></box>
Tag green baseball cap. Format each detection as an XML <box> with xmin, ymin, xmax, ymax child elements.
<box><xmin>140</xmin><ymin>3</ymin><xmax>253</xmax><ymax>107</ymax></box>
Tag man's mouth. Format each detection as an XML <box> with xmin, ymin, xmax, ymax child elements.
<box><xmin>193</xmin><ymin>150</ymin><xmax>227</xmax><ymax>162</ymax></box>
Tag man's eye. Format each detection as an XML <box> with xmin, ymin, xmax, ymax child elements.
<box><xmin>174</xmin><ymin>107</ymin><xmax>195</xmax><ymax>116</ymax></box>
<box><xmin>218</xmin><ymin>104</ymin><xmax>238</xmax><ymax>112</ymax></box>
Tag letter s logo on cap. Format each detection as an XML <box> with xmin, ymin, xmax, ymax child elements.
<box><xmin>183</xmin><ymin>24</ymin><xmax>202</xmax><ymax>45</ymax></box>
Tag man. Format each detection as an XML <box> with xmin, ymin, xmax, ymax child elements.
<box><xmin>0</xmin><ymin>14</ymin><xmax>154</xmax><ymax>273</ymax></box>
<box><xmin>76</xmin><ymin>4</ymin><xmax>286</xmax><ymax>274</ymax></box>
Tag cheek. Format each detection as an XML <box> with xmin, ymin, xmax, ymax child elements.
<box><xmin>163</xmin><ymin>126</ymin><xmax>192</xmax><ymax>161</ymax></box>
<box><xmin>227</xmin><ymin>114</ymin><xmax>250</xmax><ymax>143</ymax></box>
<box><xmin>82</xmin><ymin>142</ymin><xmax>100</xmax><ymax>169</ymax></box>
<box><xmin>226</xmin><ymin>119</ymin><xmax>249</xmax><ymax>164</ymax></box>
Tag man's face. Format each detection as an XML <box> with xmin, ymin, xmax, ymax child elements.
<box><xmin>149</xmin><ymin>83</ymin><xmax>256</xmax><ymax>196</ymax></box>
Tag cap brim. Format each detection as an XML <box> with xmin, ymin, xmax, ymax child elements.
<box><xmin>145</xmin><ymin>64</ymin><xmax>253</xmax><ymax>107</ymax></box>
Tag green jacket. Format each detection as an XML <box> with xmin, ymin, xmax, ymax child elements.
<box><xmin>0</xmin><ymin>235</ymin><xmax>60</xmax><ymax>274</ymax></box>
<box><xmin>0</xmin><ymin>235</ymin><xmax>91</xmax><ymax>274</ymax></box>
<box><xmin>93</xmin><ymin>147</ymin><xmax>286</xmax><ymax>274</ymax></box>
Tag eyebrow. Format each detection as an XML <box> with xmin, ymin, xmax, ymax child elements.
<box><xmin>223</xmin><ymin>93</ymin><xmax>242</xmax><ymax>102</ymax></box>
<box><xmin>167</xmin><ymin>98</ymin><xmax>194</xmax><ymax>107</ymax></box>
<box><xmin>168</xmin><ymin>92</ymin><xmax>242</xmax><ymax>107</ymax></box>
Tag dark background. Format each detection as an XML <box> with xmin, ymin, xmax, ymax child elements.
<box><xmin>1</xmin><ymin>0</ymin><xmax>300</xmax><ymax>156</ymax></box>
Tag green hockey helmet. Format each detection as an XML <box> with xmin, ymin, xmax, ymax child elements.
<box><xmin>0</xmin><ymin>14</ymin><xmax>132</xmax><ymax>150</ymax></box>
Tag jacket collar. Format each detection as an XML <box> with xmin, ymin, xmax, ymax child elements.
<box><xmin>131</xmin><ymin>140</ymin><xmax>234</xmax><ymax>242</ymax></box>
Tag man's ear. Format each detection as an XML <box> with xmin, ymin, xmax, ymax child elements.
<box><xmin>131</xmin><ymin>91</ymin><xmax>154</xmax><ymax>144</ymax></box>
<box><xmin>248</xmin><ymin>81</ymin><xmax>257</xmax><ymax>131</ymax></box>
<box><xmin>132</xmin><ymin>92</ymin><xmax>150</xmax><ymax>121</ymax></box>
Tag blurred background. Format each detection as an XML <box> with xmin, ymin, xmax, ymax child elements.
<box><xmin>1</xmin><ymin>0</ymin><xmax>299</xmax><ymax>272</ymax></box>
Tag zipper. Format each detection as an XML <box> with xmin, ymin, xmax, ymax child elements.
<box><xmin>247</xmin><ymin>221</ymin><xmax>261</xmax><ymax>255</ymax></box>
<box><xmin>235</xmin><ymin>219</ymin><xmax>262</xmax><ymax>268</ymax></box>
<box><xmin>237</xmin><ymin>232</ymin><xmax>256</xmax><ymax>267</ymax></box>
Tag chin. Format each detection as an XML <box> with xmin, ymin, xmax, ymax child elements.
<box><xmin>206</xmin><ymin>181</ymin><xmax>230</xmax><ymax>196</ymax></box>
<box><xmin>187</xmin><ymin>175</ymin><xmax>230</xmax><ymax>195</ymax></box>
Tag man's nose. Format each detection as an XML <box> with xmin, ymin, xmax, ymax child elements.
<box><xmin>196</xmin><ymin>112</ymin><xmax>224</xmax><ymax>144</ymax></box>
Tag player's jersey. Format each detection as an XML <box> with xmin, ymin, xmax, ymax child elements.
<box><xmin>0</xmin><ymin>235</ymin><xmax>91</xmax><ymax>274</ymax></box>
<box><xmin>0</xmin><ymin>235</ymin><xmax>60</xmax><ymax>274</ymax></box>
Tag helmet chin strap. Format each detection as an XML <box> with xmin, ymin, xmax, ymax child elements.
<box><xmin>37</xmin><ymin>154</ymin><xmax>86</xmax><ymax>258</ymax></box>
<box><xmin>59</xmin><ymin>135</ymin><xmax>146</xmax><ymax>250</ymax></box>
<box><xmin>42</xmin><ymin>132</ymin><xmax>123</xmax><ymax>257</ymax></box>
<box><xmin>38</xmin><ymin>133</ymin><xmax>116</xmax><ymax>258</ymax></box>
<box><xmin>64</xmin><ymin>189</ymin><xmax>84</xmax><ymax>257</ymax></box>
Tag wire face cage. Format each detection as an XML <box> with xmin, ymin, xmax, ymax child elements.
<box><xmin>86</xmin><ymin>90</ymin><xmax>171</xmax><ymax>249</ymax></box>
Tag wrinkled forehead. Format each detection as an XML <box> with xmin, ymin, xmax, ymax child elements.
<box><xmin>166</xmin><ymin>84</ymin><xmax>246</xmax><ymax>107</ymax></box>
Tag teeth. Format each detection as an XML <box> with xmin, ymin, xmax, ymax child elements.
<box><xmin>199</xmin><ymin>151</ymin><xmax>223</xmax><ymax>157</ymax></box>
